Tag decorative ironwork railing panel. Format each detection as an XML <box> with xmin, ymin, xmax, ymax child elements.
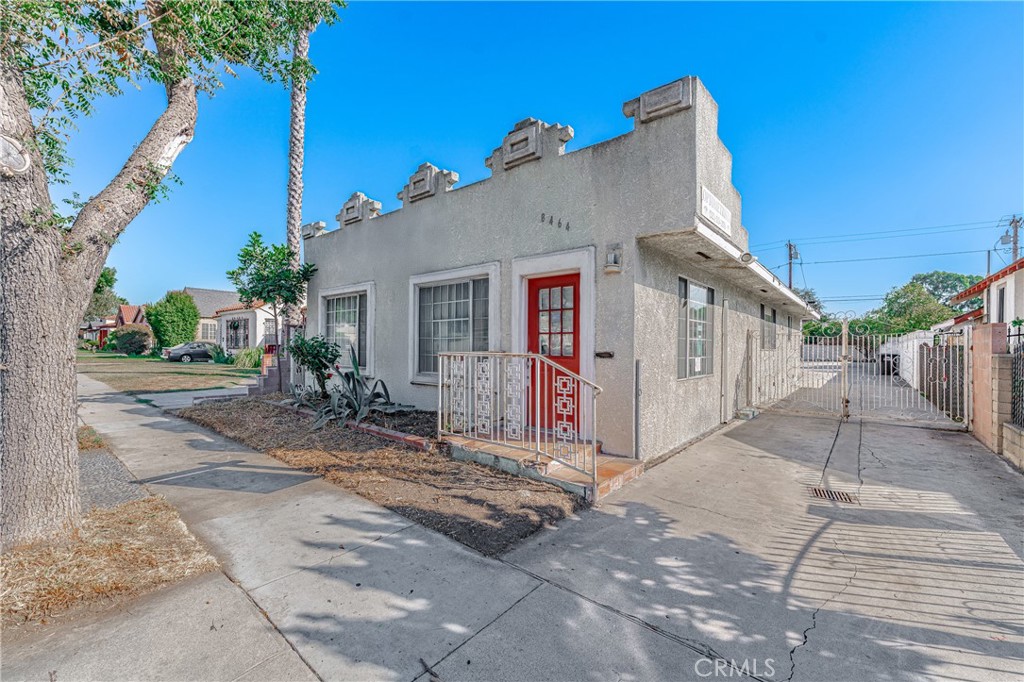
<box><xmin>437</xmin><ymin>352</ymin><xmax>601</xmax><ymax>480</ymax></box>
<box><xmin>1012</xmin><ymin>344</ymin><xmax>1024</xmax><ymax>429</ymax></box>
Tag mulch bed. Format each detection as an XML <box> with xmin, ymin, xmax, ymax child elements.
<box><xmin>179</xmin><ymin>398</ymin><xmax>581</xmax><ymax>556</ymax></box>
<box><xmin>362</xmin><ymin>410</ymin><xmax>438</xmax><ymax>438</ymax></box>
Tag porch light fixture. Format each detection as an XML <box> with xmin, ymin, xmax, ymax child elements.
<box><xmin>605</xmin><ymin>243</ymin><xmax>623</xmax><ymax>273</ymax></box>
<box><xmin>739</xmin><ymin>252</ymin><xmax>756</xmax><ymax>264</ymax></box>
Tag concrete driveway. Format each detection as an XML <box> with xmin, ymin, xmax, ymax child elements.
<box><xmin>505</xmin><ymin>413</ymin><xmax>1024</xmax><ymax>681</ymax></box>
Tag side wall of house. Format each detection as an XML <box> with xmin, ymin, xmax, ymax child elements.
<box><xmin>634</xmin><ymin>244</ymin><xmax>790</xmax><ymax>459</ymax></box>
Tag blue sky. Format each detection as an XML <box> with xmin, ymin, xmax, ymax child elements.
<box><xmin>54</xmin><ymin>1</ymin><xmax>1023</xmax><ymax>313</ymax></box>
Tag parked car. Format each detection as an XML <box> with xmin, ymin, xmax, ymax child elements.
<box><xmin>165</xmin><ymin>342</ymin><xmax>217</xmax><ymax>363</ymax></box>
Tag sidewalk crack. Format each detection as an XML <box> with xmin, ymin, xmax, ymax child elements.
<box><xmin>784</xmin><ymin>538</ymin><xmax>858</xmax><ymax>682</ymax></box>
<box><xmin>499</xmin><ymin>559</ymin><xmax>771</xmax><ymax>681</ymax></box>
<box><xmin>413</xmin><ymin>582</ymin><xmax>543</xmax><ymax>682</ymax></box>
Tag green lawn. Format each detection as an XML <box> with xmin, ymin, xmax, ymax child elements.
<box><xmin>76</xmin><ymin>351</ymin><xmax>260</xmax><ymax>394</ymax></box>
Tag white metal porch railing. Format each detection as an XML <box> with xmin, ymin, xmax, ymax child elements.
<box><xmin>437</xmin><ymin>352</ymin><xmax>602</xmax><ymax>483</ymax></box>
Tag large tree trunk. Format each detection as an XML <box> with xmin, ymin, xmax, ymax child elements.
<box><xmin>0</xmin><ymin>65</ymin><xmax>82</xmax><ymax>550</ymax></box>
<box><xmin>0</xmin><ymin>19</ymin><xmax>197</xmax><ymax>550</ymax></box>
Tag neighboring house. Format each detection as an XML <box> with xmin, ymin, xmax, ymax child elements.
<box><xmin>79</xmin><ymin>316</ymin><xmax>116</xmax><ymax>345</ymax></box>
<box><xmin>931</xmin><ymin>307</ymin><xmax>984</xmax><ymax>334</ymax></box>
<box><xmin>303</xmin><ymin>76</ymin><xmax>818</xmax><ymax>462</ymax></box>
<box><xmin>182</xmin><ymin>287</ymin><xmax>241</xmax><ymax>342</ymax></box>
<box><xmin>215</xmin><ymin>301</ymin><xmax>279</xmax><ymax>354</ymax></box>
<box><xmin>115</xmin><ymin>304</ymin><xmax>147</xmax><ymax>328</ymax></box>
<box><xmin>950</xmin><ymin>259</ymin><xmax>1023</xmax><ymax>326</ymax></box>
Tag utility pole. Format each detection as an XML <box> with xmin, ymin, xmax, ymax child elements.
<box><xmin>1011</xmin><ymin>215</ymin><xmax>1021</xmax><ymax>262</ymax></box>
<box><xmin>786</xmin><ymin>241</ymin><xmax>800</xmax><ymax>289</ymax></box>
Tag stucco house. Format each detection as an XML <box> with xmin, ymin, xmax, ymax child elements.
<box><xmin>215</xmin><ymin>301</ymin><xmax>279</xmax><ymax>354</ymax></box>
<box><xmin>182</xmin><ymin>287</ymin><xmax>240</xmax><ymax>343</ymax></box>
<box><xmin>950</xmin><ymin>258</ymin><xmax>1023</xmax><ymax>328</ymax></box>
<box><xmin>302</xmin><ymin>76</ymin><xmax>817</xmax><ymax>486</ymax></box>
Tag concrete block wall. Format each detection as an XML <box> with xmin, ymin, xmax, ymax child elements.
<box><xmin>1001</xmin><ymin>422</ymin><xmax>1024</xmax><ymax>471</ymax></box>
<box><xmin>971</xmin><ymin>323</ymin><xmax>1011</xmax><ymax>454</ymax></box>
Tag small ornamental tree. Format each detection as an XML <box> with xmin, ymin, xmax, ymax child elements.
<box><xmin>289</xmin><ymin>334</ymin><xmax>341</xmax><ymax>398</ymax></box>
<box><xmin>112</xmin><ymin>324</ymin><xmax>154</xmax><ymax>356</ymax></box>
<box><xmin>147</xmin><ymin>290</ymin><xmax>201</xmax><ymax>348</ymax></box>
<box><xmin>227</xmin><ymin>232</ymin><xmax>316</xmax><ymax>391</ymax></box>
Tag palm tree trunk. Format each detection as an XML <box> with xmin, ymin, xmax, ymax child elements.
<box><xmin>284</xmin><ymin>26</ymin><xmax>311</xmax><ymax>326</ymax></box>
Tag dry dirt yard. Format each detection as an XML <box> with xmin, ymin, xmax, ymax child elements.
<box><xmin>179</xmin><ymin>398</ymin><xmax>581</xmax><ymax>556</ymax></box>
<box><xmin>76</xmin><ymin>352</ymin><xmax>259</xmax><ymax>394</ymax></box>
<box><xmin>1</xmin><ymin>428</ymin><xmax>217</xmax><ymax>628</ymax></box>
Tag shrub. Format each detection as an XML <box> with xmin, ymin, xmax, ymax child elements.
<box><xmin>210</xmin><ymin>344</ymin><xmax>232</xmax><ymax>364</ymax></box>
<box><xmin>288</xmin><ymin>334</ymin><xmax>341</xmax><ymax>398</ymax></box>
<box><xmin>100</xmin><ymin>337</ymin><xmax>116</xmax><ymax>352</ymax></box>
<box><xmin>232</xmin><ymin>346</ymin><xmax>263</xmax><ymax>369</ymax></box>
<box><xmin>77</xmin><ymin>339</ymin><xmax>97</xmax><ymax>351</ymax></box>
<box><xmin>112</xmin><ymin>324</ymin><xmax>153</xmax><ymax>356</ymax></box>
<box><xmin>147</xmin><ymin>291</ymin><xmax>201</xmax><ymax>348</ymax></box>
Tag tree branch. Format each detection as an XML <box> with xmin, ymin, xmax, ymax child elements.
<box><xmin>27</xmin><ymin>11</ymin><xmax>160</xmax><ymax>72</ymax></box>
<box><xmin>60</xmin><ymin>0</ymin><xmax>197</xmax><ymax>291</ymax></box>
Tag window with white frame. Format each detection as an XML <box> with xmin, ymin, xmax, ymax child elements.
<box><xmin>325</xmin><ymin>292</ymin><xmax>368</xmax><ymax>368</ymax></box>
<box><xmin>199</xmin><ymin>322</ymin><xmax>216</xmax><ymax>341</ymax></box>
<box><xmin>760</xmin><ymin>304</ymin><xmax>778</xmax><ymax>350</ymax></box>
<box><xmin>997</xmin><ymin>286</ymin><xmax>1006</xmax><ymax>323</ymax></box>
<box><xmin>678</xmin><ymin>278</ymin><xmax>715</xmax><ymax>378</ymax></box>
<box><xmin>416</xmin><ymin>278</ymin><xmax>489</xmax><ymax>375</ymax></box>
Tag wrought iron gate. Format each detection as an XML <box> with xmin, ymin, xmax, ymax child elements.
<box><xmin>749</xmin><ymin>319</ymin><xmax>971</xmax><ymax>429</ymax></box>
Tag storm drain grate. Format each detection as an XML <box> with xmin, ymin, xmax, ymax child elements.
<box><xmin>808</xmin><ymin>487</ymin><xmax>858</xmax><ymax>504</ymax></box>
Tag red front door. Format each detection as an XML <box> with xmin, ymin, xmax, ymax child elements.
<box><xmin>527</xmin><ymin>274</ymin><xmax>580</xmax><ymax>429</ymax></box>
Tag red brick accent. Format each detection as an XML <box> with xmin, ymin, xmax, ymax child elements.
<box><xmin>345</xmin><ymin>421</ymin><xmax>434</xmax><ymax>452</ymax></box>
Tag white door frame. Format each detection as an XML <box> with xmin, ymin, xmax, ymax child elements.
<box><xmin>510</xmin><ymin>246</ymin><xmax>596</xmax><ymax>383</ymax></box>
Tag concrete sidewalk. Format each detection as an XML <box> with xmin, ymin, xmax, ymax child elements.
<box><xmin>3</xmin><ymin>376</ymin><xmax>722</xmax><ymax>681</ymax></box>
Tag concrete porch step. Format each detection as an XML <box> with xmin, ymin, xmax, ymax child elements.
<box><xmin>443</xmin><ymin>436</ymin><xmax>643</xmax><ymax>502</ymax></box>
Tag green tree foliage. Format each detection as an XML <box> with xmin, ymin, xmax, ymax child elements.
<box><xmin>147</xmin><ymin>290</ymin><xmax>200</xmax><ymax>348</ymax></box>
<box><xmin>94</xmin><ymin>266</ymin><xmax>116</xmax><ymax>292</ymax></box>
<box><xmin>910</xmin><ymin>271</ymin><xmax>982</xmax><ymax>312</ymax></box>
<box><xmin>870</xmin><ymin>282</ymin><xmax>955</xmax><ymax>334</ymax></box>
<box><xmin>228</xmin><ymin>232</ymin><xmax>316</xmax><ymax>314</ymax></box>
<box><xmin>111</xmin><ymin>323</ymin><xmax>153</xmax><ymax>355</ymax></box>
<box><xmin>289</xmin><ymin>334</ymin><xmax>341</xmax><ymax>398</ymax></box>
<box><xmin>792</xmin><ymin>287</ymin><xmax>824</xmax><ymax>316</ymax></box>
<box><xmin>6</xmin><ymin>0</ymin><xmax>343</xmax><ymax>181</ymax></box>
<box><xmin>227</xmin><ymin>232</ymin><xmax>316</xmax><ymax>389</ymax></box>
<box><xmin>83</xmin><ymin>266</ymin><xmax>128</xmax><ymax>321</ymax></box>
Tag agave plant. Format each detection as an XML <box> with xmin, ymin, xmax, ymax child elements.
<box><xmin>282</xmin><ymin>383</ymin><xmax>321</xmax><ymax>410</ymax></box>
<box><xmin>311</xmin><ymin>346</ymin><xmax>414</xmax><ymax>429</ymax></box>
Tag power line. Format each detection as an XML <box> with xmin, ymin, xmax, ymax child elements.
<box><xmin>751</xmin><ymin>217</ymin><xmax>1014</xmax><ymax>250</ymax></box>
<box><xmin>796</xmin><ymin>249</ymin><xmax>990</xmax><ymax>266</ymax></box>
<box><xmin>754</xmin><ymin>223</ymin><xmax>1006</xmax><ymax>251</ymax></box>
